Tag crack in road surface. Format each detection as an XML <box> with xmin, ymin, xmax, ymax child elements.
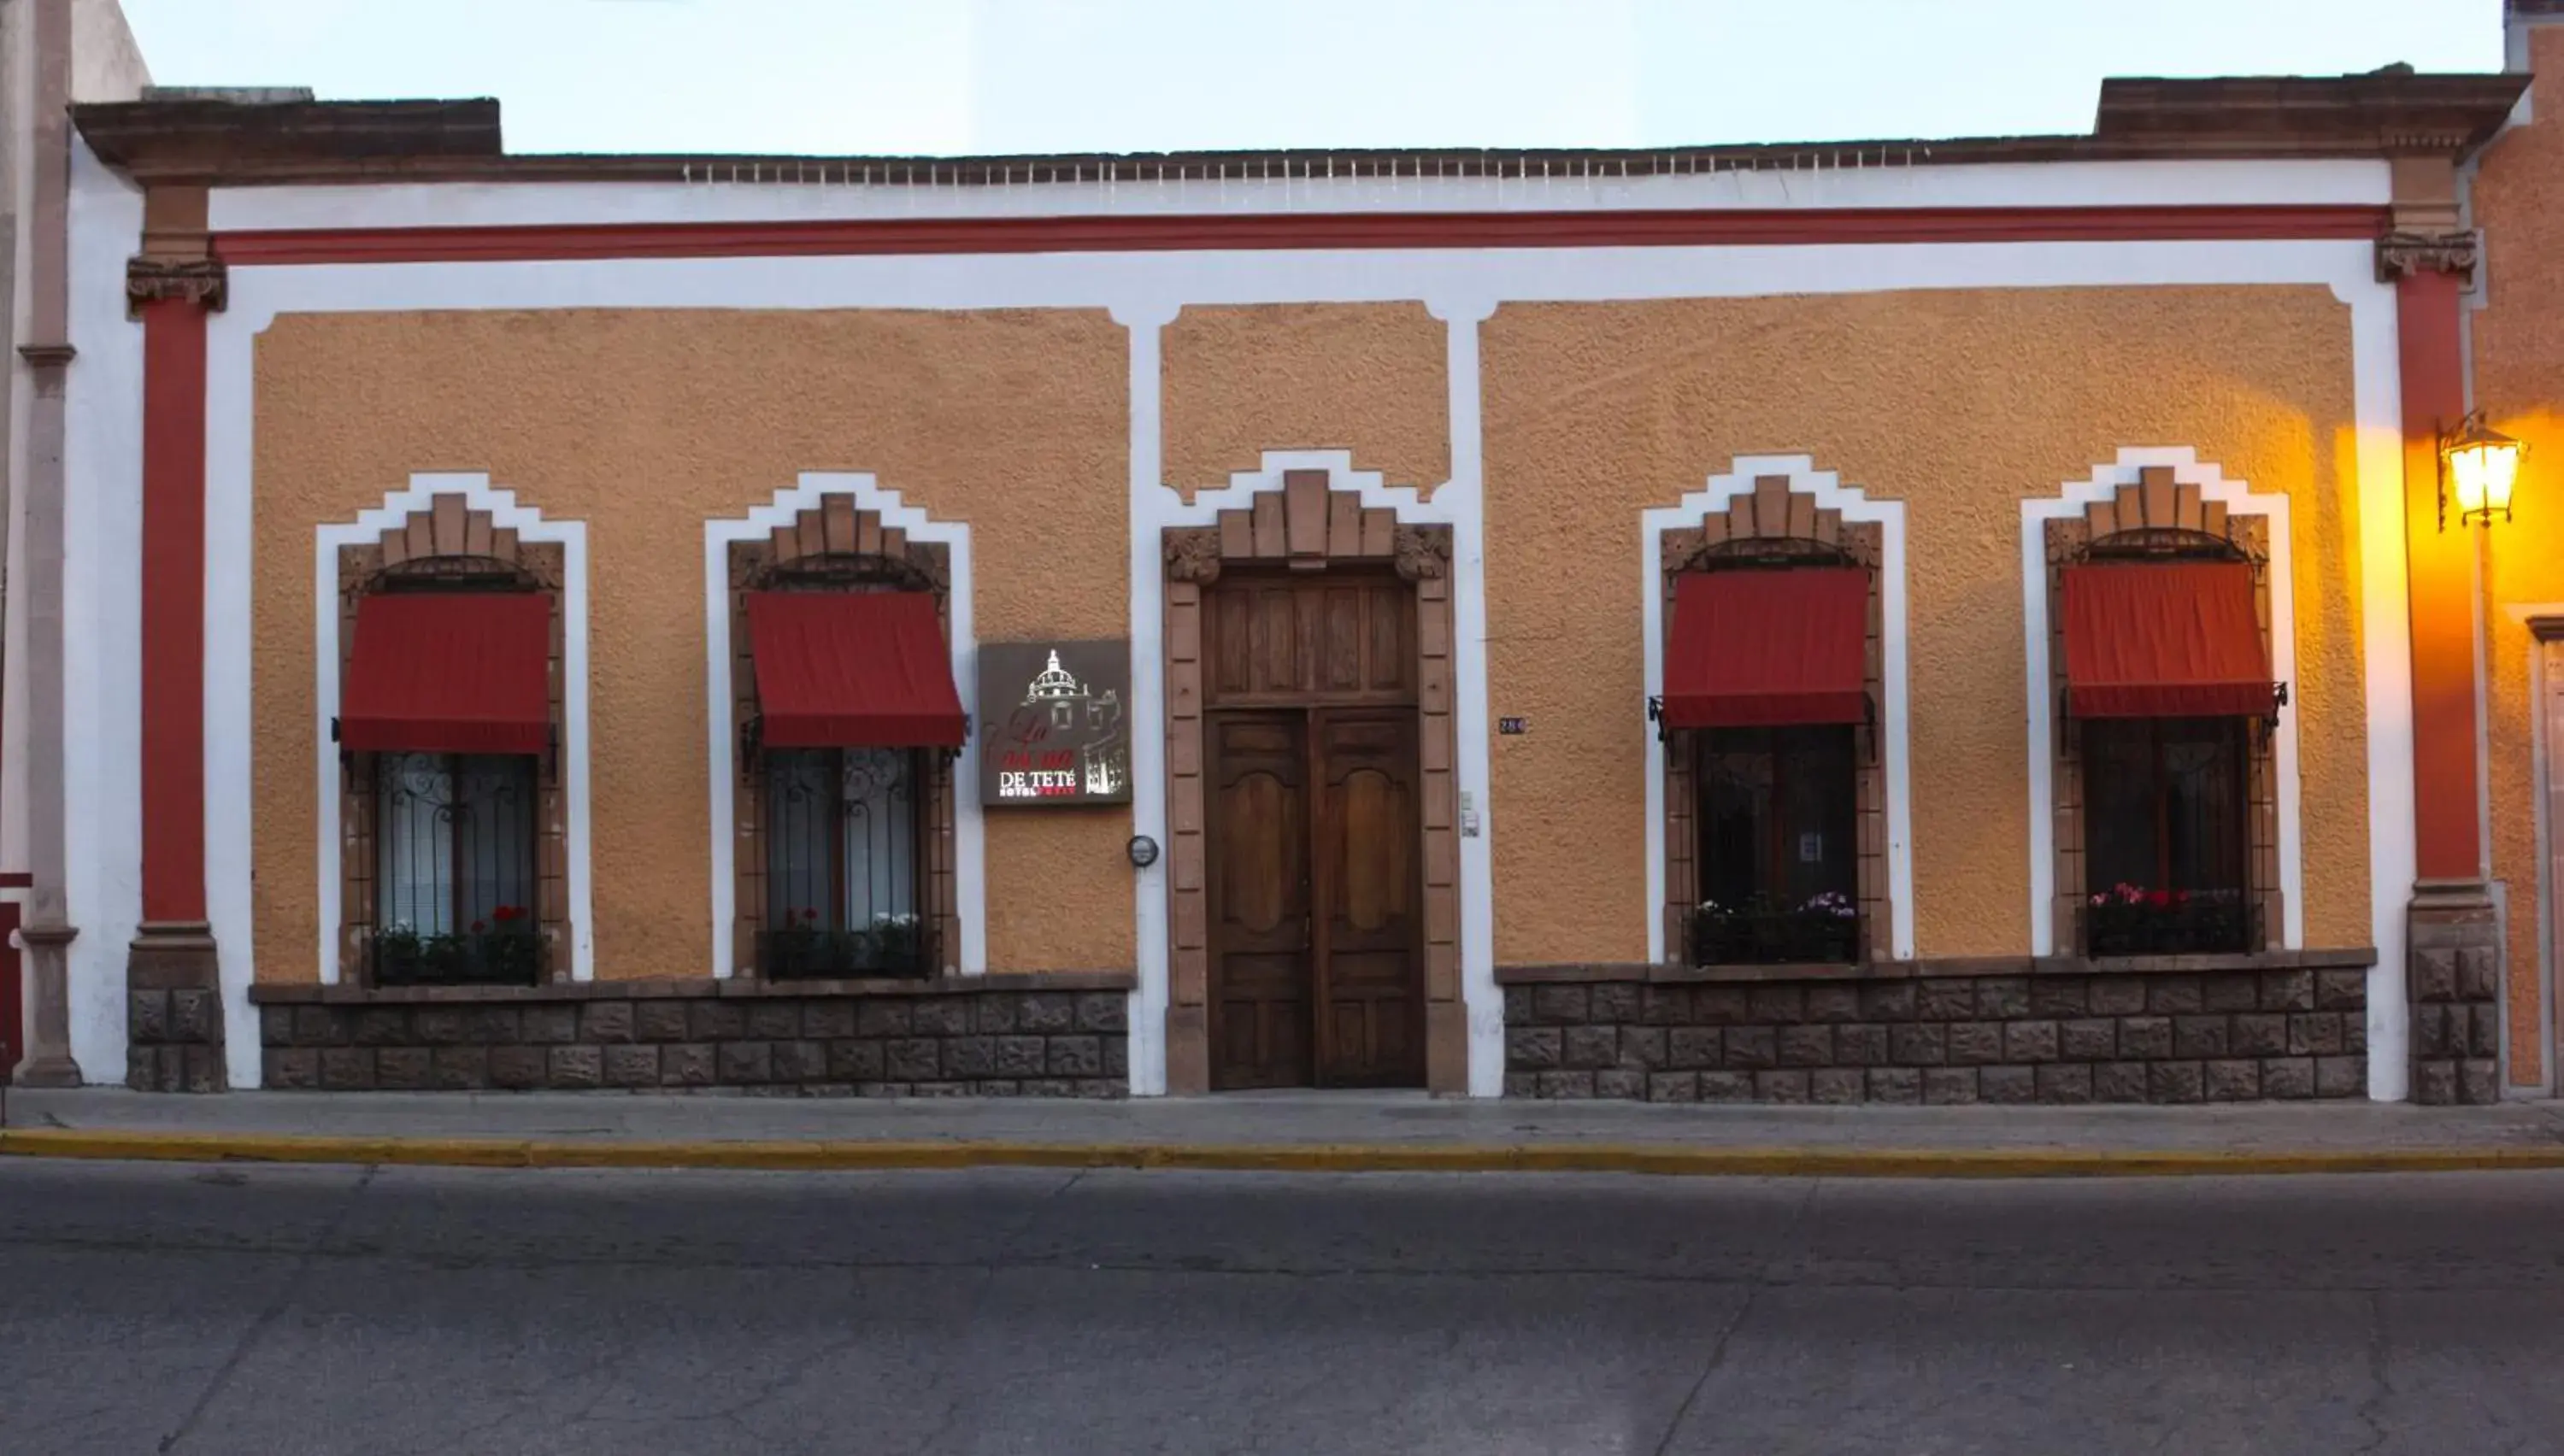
<box><xmin>156</xmin><ymin>1165</ymin><xmax>378</xmax><ymax>1453</ymax></box>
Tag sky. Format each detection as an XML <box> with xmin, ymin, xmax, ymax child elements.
<box><xmin>117</xmin><ymin>0</ymin><xmax>2513</xmax><ymax>158</ymax></box>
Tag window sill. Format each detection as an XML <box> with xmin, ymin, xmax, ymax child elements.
<box><xmin>1499</xmin><ymin>961</ymin><xmax>1893</xmax><ymax>985</ymax></box>
<box><xmin>250</xmin><ymin>969</ymin><xmax>1138</xmax><ymax>1004</ymax></box>
<box><xmin>2060</xmin><ymin>948</ymin><xmax>2376</xmax><ymax>976</ymax></box>
<box><xmin>1494</xmin><ymin>947</ymin><xmax>2377</xmax><ymax>986</ymax></box>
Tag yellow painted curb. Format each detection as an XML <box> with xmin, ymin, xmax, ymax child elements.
<box><xmin>7</xmin><ymin>1128</ymin><xmax>2564</xmax><ymax>1177</ymax></box>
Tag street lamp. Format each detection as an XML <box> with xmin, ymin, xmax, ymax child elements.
<box><xmin>2440</xmin><ymin>410</ymin><xmax>2525</xmax><ymax>530</ymax></box>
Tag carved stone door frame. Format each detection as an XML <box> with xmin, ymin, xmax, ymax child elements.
<box><xmin>1161</xmin><ymin>467</ymin><xmax>1464</xmax><ymax>1095</ymax></box>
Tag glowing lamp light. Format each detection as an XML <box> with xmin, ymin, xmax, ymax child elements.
<box><xmin>2439</xmin><ymin>411</ymin><xmax>2525</xmax><ymax>530</ymax></box>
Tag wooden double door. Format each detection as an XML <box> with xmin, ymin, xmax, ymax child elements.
<box><xmin>1202</xmin><ymin>572</ymin><xmax>1426</xmax><ymax>1090</ymax></box>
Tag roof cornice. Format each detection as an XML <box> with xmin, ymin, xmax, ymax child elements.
<box><xmin>72</xmin><ymin>97</ymin><xmax>502</xmax><ymax>182</ymax></box>
<box><xmin>69</xmin><ymin>72</ymin><xmax>2529</xmax><ymax>190</ymax></box>
<box><xmin>2095</xmin><ymin>73</ymin><xmax>2528</xmax><ymax>159</ymax></box>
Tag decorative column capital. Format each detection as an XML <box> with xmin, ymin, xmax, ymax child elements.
<box><xmin>126</xmin><ymin>255</ymin><xmax>228</xmax><ymax>316</ymax></box>
<box><xmin>1163</xmin><ymin>527</ymin><xmax>1222</xmax><ymax>584</ymax></box>
<box><xmin>1391</xmin><ymin>525</ymin><xmax>1451</xmax><ymax>582</ymax></box>
<box><xmin>2376</xmin><ymin>229</ymin><xmax>2479</xmax><ymax>284</ymax></box>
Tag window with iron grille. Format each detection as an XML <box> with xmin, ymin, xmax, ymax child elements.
<box><xmin>2081</xmin><ymin>717</ymin><xmax>2255</xmax><ymax>954</ymax></box>
<box><xmin>2061</xmin><ymin>502</ymin><xmax>2270</xmax><ymax>959</ymax></box>
<box><xmin>1693</xmin><ymin>725</ymin><xmax>1860</xmax><ymax>966</ymax></box>
<box><xmin>729</xmin><ymin>512</ymin><xmax>960</xmax><ymax>982</ymax></box>
<box><xmin>759</xmin><ymin>746</ymin><xmax>934</xmax><ymax>978</ymax></box>
<box><xmin>371</xmin><ymin>751</ymin><xmax>544</xmax><ymax>986</ymax></box>
<box><xmin>340</xmin><ymin>524</ymin><xmax>559</xmax><ymax>991</ymax></box>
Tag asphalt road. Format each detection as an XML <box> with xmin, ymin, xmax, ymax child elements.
<box><xmin>3</xmin><ymin>1161</ymin><xmax>2563</xmax><ymax>1454</ymax></box>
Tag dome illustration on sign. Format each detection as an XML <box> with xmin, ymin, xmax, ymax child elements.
<box><xmin>1030</xmin><ymin>651</ymin><xmax>1080</xmax><ymax>701</ymax></box>
<box><xmin>1010</xmin><ymin>647</ymin><xmax>1128</xmax><ymax>798</ymax></box>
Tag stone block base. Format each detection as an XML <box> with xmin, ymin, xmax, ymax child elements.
<box><xmin>252</xmin><ymin>973</ymin><xmax>1132</xmax><ymax>1097</ymax></box>
<box><xmin>1502</xmin><ymin>960</ymin><xmax>2371</xmax><ymax>1105</ymax></box>
<box><xmin>127</xmin><ymin>923</ymin><xmax>225</xmax><ymax>1094</ymax></box>
<box><xmin>2408</xmin><ymin>884</ymin><xmax>2502</xmax><ymax>1106</ymax></box>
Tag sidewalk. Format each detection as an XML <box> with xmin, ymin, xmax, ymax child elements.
<box><xmin>9</xmin><ymin>1087</ymin><xmax>2564</xmax><ymax>1176</ymax></box>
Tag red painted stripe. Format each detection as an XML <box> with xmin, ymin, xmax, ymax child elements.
<box><xmin>2397</xmin><ymin>267</ymin><xmax>2482</xmax><ymax>883</ymax></box>
<box><xmin>139</xmin><ymin>297</ymin><xmax>209</xmax><ymax>924</ymax></box>
<box><xmin>214</xmin><ymin>204</ymin><xmax>2391</xmax><ymax>267</ymax></box>
<box><xmin>0</xmin><ymin>872</ymin><xmax>31</xmax><ymax>889</ymax></box>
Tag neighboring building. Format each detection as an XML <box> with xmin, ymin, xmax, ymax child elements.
<box><xmin>2461</xmin><ymin>0</ymin><xmax>2564</xmax><ymax>1103</ymax></box>
<box><xmin>0</xmin><ymin>0</ymin><xmax>149</xmax><ymax>1083</ymax></box>
<box><xmin>27</xmin><ymin>13</ymin><xmax>2561</xmax><ymax>1105</ymax></box>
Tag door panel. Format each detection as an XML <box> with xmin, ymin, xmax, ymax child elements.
<box><xmin>1206</xmin><ymin>577</ymin><xmax>1414</xmax><ymax>706</ymax></box>
<box><xmin>1206</xmin><ymin>713</ymin><xmax>1312</xmax><ymax>1090</ymax></box>
<box><xmin>1313</xmin><ymin>710</ymin><xmax>1426</xmax><ymax>1087</ymax></box>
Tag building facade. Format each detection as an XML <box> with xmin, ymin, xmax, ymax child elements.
<box><xmin>22</xmin><ymin>10</ymin><xmax>2564</xmax><ymax>1104</ymax></box>
<box><xmin>0</xmin><ymin>0</ymin><xmax>149</xmax><ymax>1082</ymax></box>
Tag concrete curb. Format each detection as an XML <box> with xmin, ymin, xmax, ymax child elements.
<box><xmin>9</xmin><ymin>1129</ymin><xmax>2564</xmax><ymax>1177</ymax></box>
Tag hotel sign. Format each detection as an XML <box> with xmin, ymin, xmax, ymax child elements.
<box><xmin>978</xmin><ymin>640</ymin><xmax>1132</xmax><ymax>807</ymax></box>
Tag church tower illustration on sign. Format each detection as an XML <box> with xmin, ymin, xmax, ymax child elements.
<box><xmin>1022</xmin><ymin>649</ymin><xmax>1127</xmax><ymax>796</ymax></box>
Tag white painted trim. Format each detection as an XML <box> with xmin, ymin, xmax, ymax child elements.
<box><xmin>702</xmin><ymin>475</ymin><xmax>981</xmax><ymax>980</ymax></box>
<box><xmin>179</xmin><ymin>232</ymin><xmax>2408</xmax><ymax>1098</ymax></box>
<box><xmin>2349</xmin><ymin>289</ymin><xmax>2415</xmax><ymax>1103</ymax></box>
<box><xmin>2020</xmin><ymin>449</ymin><xmax>2302</xmax><ymax>954</ymax></box>
<box><xmin>1435</xmin><ymin>297</ymin><xmax>1501</xmax><ymax>1095</ymax></box>
<box><xmin>1126</xmin><ymin>447</ymin><xmax>1497</xmax><ymax>1094</ymax></box>
<box><xmin>63</xmin><ymin>136</ymin><xmax>144</xmax><ymax>1085</ymax></box>
<box><xmin>1117</xmin><ymin>302</ymin><xmax>1173</xmax><ymax>1095</ymax></box>
<box><xmin>203</xmin><ymin>242</ymin><xmax>2394</xmax><ymax>318</ymax></box>
<box><xmin>311</xmin><ymin>476</ymin><xmax>594</xmax><ymax>1001</ymax></box>
<box><xmin>1642</xmin><ymin>459</ymin><xmax>1914</xmax><ymax>962</ymax></box>
<box><xmin>206</xmin><ymin>158</ymin><xmax>2394</xmax><ymax>235</ymax></box>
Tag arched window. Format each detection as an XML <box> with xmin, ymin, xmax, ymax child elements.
<box><xmin>335</xmin><ymin>504</ymin><xmax>561</xmax><ymax>986</ymax></box>
<box><xmin>2045</xmin><ymin>473</ymin><xmax>2284</xmax><ymax>956</ymax></box>
<box><xmin>728</xmin><ymin>505</ymin><xmax>962</xmax><ymax>979</ymax></box>
<box><xmin>1655</xmin><ymin>477</ymin><xmax>1885</xmax><ymax>967</ymax></box>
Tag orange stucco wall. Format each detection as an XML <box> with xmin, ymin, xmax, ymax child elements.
<box><xmin>1480</xmin><ymin>285</ymin><xmax>2371</xmax><ymax>963</ymax></box>
<box><xmin>1161</xmin><ymin>302</ymin><xmax>1449</xmax><ymax>496</ymax></box>
<box><xmin>247</xmin><ymin>285</ymin><xmax>2378</xmax><ymax>986</ymax></box>
<box><xmin>2470</xmin><ymin>23</ymin><xmax>2564</xmax><ymax>1089</ymax></box>
<box><xmin>250</xmin><ymin>308</ymin><xmax>1133</xmax><ymax>981</ymax></box>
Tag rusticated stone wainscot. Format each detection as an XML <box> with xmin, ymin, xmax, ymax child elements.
<box><xmin>251</xmin><ymin>973</ymin><xmax>1132</xmax><ymax>1097</ymax></box>
<box><xmin>1500</xmin><ymin>955</ymin><xmax>2373</xmax><ymax>1104</ymax></box>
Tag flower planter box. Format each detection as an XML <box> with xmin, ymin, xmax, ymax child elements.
<box><xmin>2083</xmin><ymin>891</ymin><xmax>2256</xmax><ymax>957</ymax></box>
<box><xmin>369</xmin><ymin>928</ymin><xmax>545</xmax><ymax>988</ymax></box>
<box><xmin>1690</xmin><ymin>901</ymin><xmax>1861</xmax><ymax>966</ymax></box>
<box><xmin>758</xmin><ymin>924</ymin><xmax>937</xmax><ymax>981</ymax></box>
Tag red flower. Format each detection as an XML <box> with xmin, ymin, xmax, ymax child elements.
<box><xmin>799</xmin><ymin>908</ymin><xmax>820</xmax><ymax>922</ymax></box>
<box><xmin>470</xmin><ymin>919</ymin><xmax>488</xmax><ymax>934</ymax></box>
<box><xmin>492</xmin><ymin>905</ymin><xmax>523</xmax><ymax>924</ymax></box>
<box><xmin>2145</xmin><ymin>890</ymin><xmax>2172</xmax><ymax>909</ymax></box>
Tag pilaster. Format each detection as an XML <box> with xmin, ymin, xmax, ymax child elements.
<box><xmin>123</xmin><ymin>235</ymin><xmax>226</xmax><ymax>1092</ymax></box>
<box><xmin>2384</xmin><ymin>151</ymin><xmax>2501</xmax><ymax>1102</ymax></box>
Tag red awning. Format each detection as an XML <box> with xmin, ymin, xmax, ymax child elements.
<box><xmin>748</xmin><ymin>590</ymin><xmax>966</xmax><ymax>749</ymax></box>
<box><xmin>340</xmin><ymin>592</ymin><xmax>551</xmax><ymax>755</ymax></box>
<box><xmin>1661</xmin><ymin>567</ymin><xmax>1869</xmax><ymax>729</ymax></box>
<box><xmin>2061</xmin><ymin>561</ymin><xmax>2273</xmax><ymax>719</ymax></box>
